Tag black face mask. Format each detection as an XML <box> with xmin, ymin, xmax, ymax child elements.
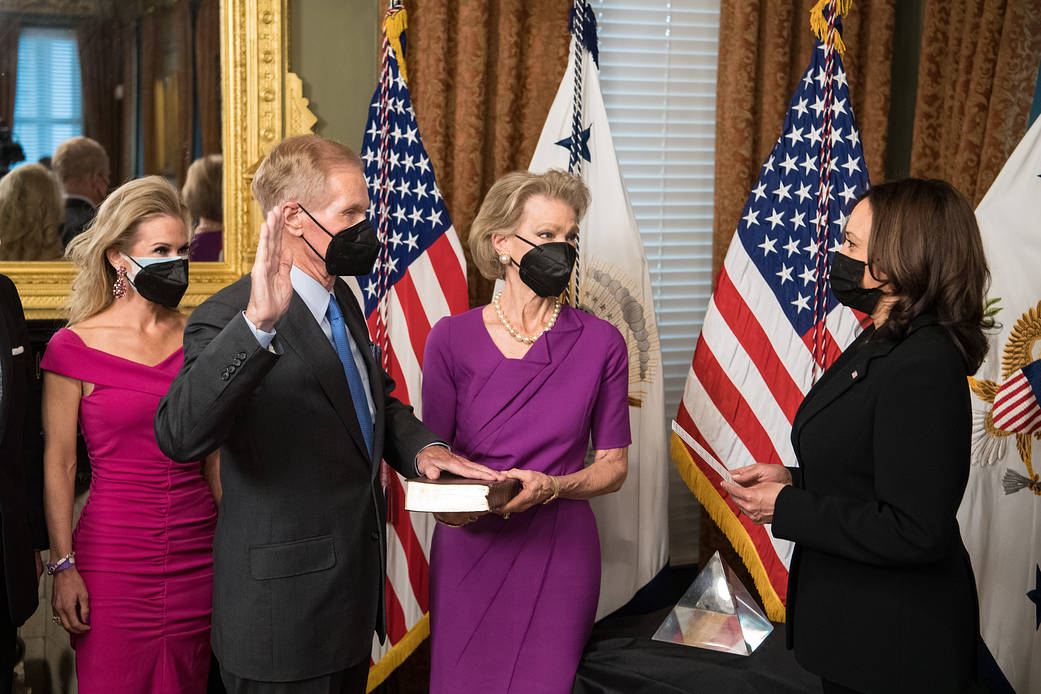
<box><xmin>123</xmin><ymin>254</ymin><xmax>189</xmax><ymax>308</ymax></box>
<box><xmin>298</xmin><ymin>205</ymin><xmax>381</xmax><ymax>277</ymax></box>
<box><xmin>512</xmin><ymin>236</ymin><xmax>578</xmax><ymax>298</ymax></box>
<box><xmin>830</xmin><ymin>251</ymin><xmax>885</xmax><ymax>314</ymax></box>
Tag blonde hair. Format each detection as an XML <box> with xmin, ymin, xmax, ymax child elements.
<box><xmin>0</xmin><ymin>164</ymin><xmax>64</xmax><ymax>261</ymax></box>
<box><xmin>53</xmin><ymin>136</ymin><xmax>109</xmax><ymax>185</ymax></box>
<box><xmin>470</xmin><ymin>170</ymin><xmax>590</xmax><ymax>280</ymax></box>
<box><xmin>251</xmin><ymin>134</ymin><xmax>362</xmax><ymax>214</ymax></box>
<box><xmin>65</xmin><ymin>176</ymin><xmax>192</xmax><ymax>325</ymax></box>
<box><xmin>183</xmin><ymin>154</ymin><xmax>223</xmax><ymax>222</ymax></box>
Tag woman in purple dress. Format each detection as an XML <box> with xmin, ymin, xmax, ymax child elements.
<box><xmin>423</xmin><ymin>171</ymin><xmax>631</xmax><ymax>694</ymax></box>
<box><xmin>41</xmin><ymin>177</ymin><xmax>218</xmax><ymax>692</ymax></box>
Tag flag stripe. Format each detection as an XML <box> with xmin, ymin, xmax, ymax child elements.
<box><xmin>390</xmin><ymin>271</ymin><xmax>432</xmax><ymax>371</ymax></box>
<box><xmin>386</xmin><ymin>472</ymin><xmax>430</xmax><ymax>612</ymax></box>
<box><xmin>426</xmin><ymin>232</ymin><xmax>469</xmax><ymax>315</ymax></box>
<box><xmin>408</xmin><ymin>252</ymin><xmax>454</xmax><ymax>327</ymax></box>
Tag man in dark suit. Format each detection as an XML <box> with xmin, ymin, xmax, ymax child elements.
<box><xmin>52</xmin><ymin>137</ymin><xmax>109</xmax><ymax>247</ymax></box>
<box><xmin>155</xmin><ymin>135</ymin><xmax>499</xmax><ymax>693</ymax></box>
<box><xmin>0</xmin><ymin>275</ymin><xmax>46</xmax><ymax>694</ymax></box>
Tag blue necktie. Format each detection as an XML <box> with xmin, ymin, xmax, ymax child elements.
<box><xmin>326</xmin><ymin>297</ymin><xmax>374</xmax><ymax>455</ymax></box>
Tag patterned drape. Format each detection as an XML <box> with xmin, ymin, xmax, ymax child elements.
<box><xmin>0</xmin><ymin>20</ymin><xmax>19</xmax><ymax>132</ymax></box>
<box><xmin>380</xmin><ymin>0</ymin><xmax>573</xmax><ymax>307</ymax></box>
<box><xmin>712</xmin><ymin>0</ymin><xmax>896</xmax><ymax>276</ymax></box>
<box><xmin>909</xmin><ymin>0</ymin><xmax>1041</xmax><ymax>206</ymax></box>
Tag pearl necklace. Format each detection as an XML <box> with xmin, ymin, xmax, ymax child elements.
<box><xmin>493</xmin><ymin>292</ymin><xmax>561</xmax><ymax>344</ymax></box>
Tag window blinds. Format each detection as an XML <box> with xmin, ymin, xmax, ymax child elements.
<box><xmin>13</xmin><ymin>26</ymin><xmax>84</xmax><ymax>166</ymax></box>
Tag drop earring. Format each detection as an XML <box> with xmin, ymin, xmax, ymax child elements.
<box><xmin>112</xmin><ymin>266</ymin><xmax>128</xmax><ymax>299</ymax></box>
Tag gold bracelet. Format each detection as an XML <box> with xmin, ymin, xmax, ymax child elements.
<box><xmin>543</xmin><ymin>476</ymin><xmax>561</xmax><ymax>504</ymax></box>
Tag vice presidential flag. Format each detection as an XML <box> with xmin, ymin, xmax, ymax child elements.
<box><xmin>528</xmin><ymin>0</ymin><xmax>669</xmax><ymax>619</ymax></box>
<box><xmin>357</xmin><ymin>7</ymin><xmax>469</xmax><ymax>688</ymax></box>
<box><xmin>959</xmin><ymin>115</ymin><xmax>1041</xmax><ymax>694</ymax></box>
<box><xmin>671</xmin><ymin>6</ymin><xmax>869</xmax><ymax>621</ymax></box>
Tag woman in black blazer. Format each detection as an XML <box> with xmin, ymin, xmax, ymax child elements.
<box><xmin>724</xmin><ymin>178</ymin><xmax>988</xmax><ymax>694</ymax></box>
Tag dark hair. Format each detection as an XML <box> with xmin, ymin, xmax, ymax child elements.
<box><xmin>862</xmin><ymin>178</ymin><xmax>992</xmax><ymax>373</ymax></box>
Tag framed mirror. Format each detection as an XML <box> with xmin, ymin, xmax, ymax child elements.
<box><xmin>0</xmin><ymin>0</ymin><xmax>316</xmax><ymax>318</ymax></box>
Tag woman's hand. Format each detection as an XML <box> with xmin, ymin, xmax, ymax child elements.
<box><xmin>52</xmin><ymin>568</ymin><xmax>91</xmax><ymax>634</ymax></box>
<box><xmin>433</xmin><ymin>511</ymin><xmax>484</xmax><ymax>527</ymax></box>
<box><xmin>498</xmin><ymin>469</ymin><xmax>556</xmax><ymax>515</ymax></box>
<box><xmin>729</xmin><ymin>463</ymin><xmax>792</xmax><ymax>487</ymax></box>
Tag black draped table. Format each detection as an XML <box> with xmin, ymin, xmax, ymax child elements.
<box><xmin>573</xmin><ymin>605</ymin><xmax>822</xmax><ymax>694</ymax></box>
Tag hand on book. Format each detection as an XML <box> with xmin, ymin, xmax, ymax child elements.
<box><xmin>497</xmin><ymin>469</ymin><xmax>557</xmax><ymax>515</ymax></box>
<box><xmin>434</xmin><ymin>511</ymin><xmax>486</xmax><ymax>527</ymax></box>
<box><xmin>417</xmin><ymin>446</ymin><xmax>505</xmax><ymax>482</ymax></box>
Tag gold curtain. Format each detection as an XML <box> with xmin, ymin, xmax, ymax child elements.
<box><xmin>385</xmin><ymin>0</ymin><xmax>573</xmax><ymax>307</ymax></box>
<box><xmin>194</xmin><ymin>0</ymin><xmax>221</xmax><ymax>156</ymax></box>
<box><xmin>0</xmin><ymin>20</ymin><xmax>19</xmax><ymax>130</ymax></box>
<box><xmin>77</xmin><ymin>21</ymin><xmax>128</xmax><ymax>183</ymax></box>
<box><xmin>712</xmin><ymin>0</ymin><xmax>896</xmax><ymax>276</ymax></box>
<box><xmin>909</xmin><ymin>0</ymin><xmax>1041</xmax><ymax>206</ymax></box>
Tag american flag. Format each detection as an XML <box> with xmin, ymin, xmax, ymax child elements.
<box><xmin>992</xmin><ymin>359</ymin><xmax>1041</xmax><ymax>434</ymax></box>
<box><xmin>358</xmin><ymin>7</ymin><xmax>468</xmax><ymax>685</ymax></box>
<box><xmin>671</xmin><ymin>6</ymin><xmax>869</xmax><ymax>621</ymax></box>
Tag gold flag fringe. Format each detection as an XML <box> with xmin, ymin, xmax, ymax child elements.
<box><xmin>809</xmin><ymin>0</ymin><xmax>853</xmax><ymax>55</ymax></box>
<box><xmin>384</xmin><ymin>7</ymin><xmax>409</xmax><ymax>83</ymax></box>
<box><xmin>366</xmin><ymin>613</ymin><xmax>430</xmax><ymax>692</ymax></box>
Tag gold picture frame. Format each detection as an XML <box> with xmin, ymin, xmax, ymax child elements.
<box><xmin>1</xmin><ymin>0</ymin><xmax>316</xmax><ymax>318</ymax></box>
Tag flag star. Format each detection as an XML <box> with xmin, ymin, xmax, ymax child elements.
<box><xmin>390</xmin><ymin>125</ymin><xmax>403</xmax><ymax>144</ymax></box>
<box><xmin>811</xmin><ymin>209</ymin><xmax>825</xmax><ymax>230</ymax></box>
<box><xmin>396</xmin><ymin>179</ymin><xmax>411</xmax><ymax>198</ymax></box>
<box><xmin>810</xmin><ymin>96</ymin><xmax>827</xmax><ymax>118</ymax></box>
<box><xmin>841</xmin><ymin>154</ymin><xmax>861</xmax><ymax>177</ymax></box>
<box><xmin>773</xmin><ymin>182</ymin><xmax>793</xmax><ymax>202</ymax></box>
<box><xmin>834</xmin><ymin>68</ymin><xmax>848</xmax><ymax>88</ymax></box>
<box><xmin>795</xmin><ymin>182</ymin><xmax>813</xmax><ymax>203</ymax></box>
<box><xmin>783</xmin><ymin>237</ymin><xmax>801</xmax><ymax>257</ymax></box>
<box><xmin>751</xmin><ymin>182</ymin><xmax>768</xmax><ymax>201</ymax></box>
<box><xmin>830</xmin><ymin>238</ymin><xmax>843</xmax><ymax>253</ymax></box>
<box><xmin>366</xmin><ymin>122</ymin><xmax>379</xmax><ymax>139</ymax></box>
<box><xmin>394</xmin><ymin>72</ymin><xmax>407</xmax><ymax>92</ymax></box>
<box><xmin>827</xmin><ymin>158</ymin><xmax>840</xmax><ymax>174</ymax></box>
<box><xmin>800</xmin><ymin>154</ymin><xmax>817</xmax><ymax>176</ymax></box>
<box><xmin>806</xmin><ymin>124</ymin><xmax>823</xmax><ymax>147</ymax></box>
<box><xmin>766</xmin><ymin>208</ymin><xmax>785</xmax><ymax>229</ymax></box>
<box><xmin>365</xmin><ymin>280</ymin><xmax>378</xmax><ymax>298</ymax></box>
<box><xmin>804</xmin><ymin>239</ymin><xmax>820</xmax><ymax>256</ymax></box>
<box><xmin>393</xmin><ymin>205</ymin><xmax>407</xmax><ymax>225</ymax></box>
<box><xmin>792</xmin><ymin>98</ymin><xmax>809</xmax><ymax>119</ymax></box>
<box><xmin>792</xmin><ymin>293</ymin><xmax>811</xmax><ymax>312</ymax></box>
<box><xmin>413</xmin><ymin>181</ymin><xmax>428</xmax><ymax>200</ymax></box>
<box><xmin>759</xmin><ymin>236</ymin><xmax>778</xmax><ymax>255</ymax></box>
<box><xmin>394</xmin><ymin>98</ymin><xmax>406</xmax><ymax>114</ymax></box>
<box><xmin>386</xmin><ymin>255</ymin><xmax>399</xmax><ymax>273</ymax></box>
<box><xmin>368</xmin><ymin>201</ymin><xmax>377</xmax><ymax>220</ymax></box>
<box><xmin>780</xmin><ymin>154</ymin><xmax>798</xmax><ymax>175</ymax></box>
<box><xmin>802</xmin><ymin>72</ymin><xmax>813</xmax><ymax>88</ymax></box>
<box><xmin>763</xmin><ymin>155</ymin><xmax>775</xmax><ymax>174</ymax></box>
<box><xmin>830</xmin><ymin>97</ymin><xmax>847</xmax><ymax>117</ymax></box>
<box><xmin>409</xmin><ymin>206</ymin><xmax>424</xmax><ymax>226</ymax></box>
<box><xmin>403</xmin><ymin>126</ymin><xmax>418</xmax><ymax>147</ymax></box>
<box><xmin>431</xmin><ymin>185</ymin><xmax>443</xmax><ymax>202</ymax></box>
<box><xmin>814</xmin><ymin>66</ymin><xmax>828</xmax><ymax>88</ymax></box>
<box><xmin>799</xmin><ymin>266</ymin><xmax>816</xmax><ymax>286</ymax></box>
<box><xmin>838</xmin><ymin>183</ymin><xmax>858</xmax><ymax>204</ymax></box>
<box><xmin>742</xmin><ymin>208</ymin><xmax>760</xmax><ymax>228</ymax></box>
<box><xmin>361</xmin><ymin>148</ymin><xmax>377</xmax><ymax>167</ymax></box>
<box><xmin>790</xmin><ymin>210</ymin><xmax>806</xmax><ymax>230</ymax></box>
<box><xmin>846</xmin><ymin>128</ymin><xmax>861</xmax><ymax>149</ymax></box>
<box><xmin>402</xmin><ymin>154</ymin><xmax>416</xmax><ymax>172</ymax></box>
<box><xmin>404</xmin><ymin>233</ymin><xmax>419</xmax><ymax>251</ymax></box>
<box><xmin>417</xmin><ymin>156</ymin><xmax>431</xmax><ymax>175</ymax></box>
<box><xmin>388</xmin><ymin>230</ymin><xmax>403</xmax><ymax>248</ymax></box>
<box><xmin>785</xmin><ymin>126</ymin><xmax>804</xmax><ymax>147</ymax></box>
<box><xmin>833</xmin><ymin>210</ymin><xmax>849</xmax><ymax>230</ymax></box>
<box><xmin>388</xmin><ymin>150</ymin><xmax>401</xmax><ymax>170</ymax></box>
<box><xmin>777</xmin><ymin>264</ymin><xmax>794</xmax><ymax>284</ymax></box>
<box><xmin>829</xmin><ymin>127</ymin><xmax>845</xmax><ymax>146</ymax></box>
<box><xmin>427</xmin><ymin>208</ymin><xmax>443</xmax><ymax>227</ymax></box>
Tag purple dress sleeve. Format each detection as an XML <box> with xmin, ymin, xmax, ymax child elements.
<box><xmin>421</xmin><ymin>316</ymin><xmax>457</xmax><ymax>444</ymax></box>
<box><xmin>590</xmin><ymin>324</ymin><xmax>632</xmax><ymax>450</ymax></box>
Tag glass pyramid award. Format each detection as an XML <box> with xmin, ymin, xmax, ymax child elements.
<box><xmin>651</xmin><ymin>551</ymin><xmax>773</xmax><ymax>655</ymax></box>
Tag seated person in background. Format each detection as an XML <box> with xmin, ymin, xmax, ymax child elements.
<box><xmin>182</xmin><ymin>154</ymin><xmax>223</xmax><ymax>261</ymax></box>
<box><xmin>53</xmin><ymin>136</ymin><xmax>109</xmax><ymax>247</ymax></box>
<box><xmin>0</xmin><ymin>163</ymin><xmax>64</xmax><ymax>260</ymax></box>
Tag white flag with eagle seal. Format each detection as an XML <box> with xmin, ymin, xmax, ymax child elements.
<box><xmin>527</xmin><ymin>0</ymin><xmax>669</xmax><ymax>619</ymax></box>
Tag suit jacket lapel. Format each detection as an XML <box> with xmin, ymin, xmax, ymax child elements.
<box><xmin>279</xmin><ymin>290</ymin><xmax>371</xmax><ymax>462</ymax></box>
<box><xmin>333</xmin><ymin>280</ymin><xmax>384</xmax><ymax>475</ymax></box>
<box><xmin>0</xmin><ymin>299</ymin><xmax>11</xmax><ymax>446</ymax></box>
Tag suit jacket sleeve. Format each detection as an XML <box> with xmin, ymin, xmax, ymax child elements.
<box><xmin>155</xmin><ymin>297</ymin><xmax>280</xmax><ymax>463</ymax></box>
<box><xmin>373</xmin><ymin>348</ymin><xmax>442</xmax><ymax>480</ymax></box>
<box><xmin>773</xmin><ymin>349</ymin><xmax>970</xmax><ymax>567</ymax></box>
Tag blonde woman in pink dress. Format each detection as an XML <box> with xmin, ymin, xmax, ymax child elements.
<box><xmin>41</xmin><ymin>177</ymin><xmax>218</xmax><ymax>693</ymax></box>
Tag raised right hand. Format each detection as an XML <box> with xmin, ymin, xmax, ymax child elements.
<box><xmin>244</xmin><ymin>208</ymin><xmax>293</xmax><ymax>332</ymax></box>
<box><xmin>52</xmin><ymin>568</ymin><xmax>91</xmax><ymax>634</ymax></box>
<box><xmin>729</xmin><ymin>462</ymin><xmax>792</xmax><ymax>488</ymax></box>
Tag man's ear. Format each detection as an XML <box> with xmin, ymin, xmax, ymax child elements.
<box><xmin>282</xmin><ymin>202</ymin><xmax>304</xmax><ymax>237</ymax></box>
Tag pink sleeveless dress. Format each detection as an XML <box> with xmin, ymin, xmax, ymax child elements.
<box><xmin>41</xmin><ymin>328</ymin><xmax>217</xmax><ymax>693</ymax></box>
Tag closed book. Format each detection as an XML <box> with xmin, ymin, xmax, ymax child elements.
<box><xmin>404</xmin><ymin>475</ymin><xmax>520</xmax><ymax>513</ymax></box>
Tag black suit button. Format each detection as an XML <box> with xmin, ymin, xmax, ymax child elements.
<box><xmin>219</xmin><ymin>371</ymin><xmax>230</xmax><ymax>381</ymax></box>
<box><xmin>237</xmin><ymin>351</ymin><xmax>247</xmax><ymax>360</ymax></box>
<box><xmin>232</xmin><ymin>357</ymin><xmax>243</xmax><ymax>366</ymax></box>
<box><xmin>371</xmin><ymin>530</ymin><xmax>380</xmax><ymax>542</ymax></box>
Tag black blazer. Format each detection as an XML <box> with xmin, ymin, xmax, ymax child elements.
<box><xmin>773</xmin><ymin>317</ymin><xmax>979</xmax><ymax>693</ymax></box>
<box><xmin>59</xmin><ymin>197</ymin><xmax>96</xmax><ymax>248</ymax></box>
<box><xmin>155</xmin><ymin>275</ymin><xmax>440</xmax><ymax>682</ymax></box>
<box><xmin>0</xmin><ymin>275</ymin><xmax>46</xmax><ymax>627</ymax></box>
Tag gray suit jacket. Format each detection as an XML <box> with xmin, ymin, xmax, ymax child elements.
<box><xmin>155</xmin><ymin>275</ymin><xmax>439</xmax><ymax>682</ymax></box>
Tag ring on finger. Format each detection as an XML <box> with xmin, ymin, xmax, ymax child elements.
<box><xmin>51</xmin><ymin>615</ymin><xmax>61</xmax><ymax>625</ymax></box>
